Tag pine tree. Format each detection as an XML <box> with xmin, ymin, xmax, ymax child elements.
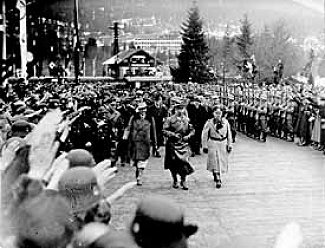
<box><xmin>236</xmin><ymin>14</ymin><xmax>254</xmax><ymax>60</ymax></box>
<box><xmin>222</xmin><ymin>25</ymin><xmax>232</xmax><ymax>62</ymax></box>
<box><xmin>173</xmin><ymin>4</ymin><xmax>209</xmax><ymax>83</ymax></box>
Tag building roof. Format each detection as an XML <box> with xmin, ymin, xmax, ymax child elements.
<box><xmin>102</xmin><ymin>49</ymin><xmax>162</xmax><ymax>66</ymax></box>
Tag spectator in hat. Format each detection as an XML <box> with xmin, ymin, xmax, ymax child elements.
<box><xmin>202</xmin><ymin>105</ymin><xmax>233</xmax><ymax>188</ymax></box>
<box><xmin>163</xmin><ymin>98</ymin><xmax>195</xmax><ymax>190</ymax></box>
<box><xmin>130</xmin><ymin>195</ymin><xmax>198</xmax><ymax>248</ymax></box>
<box><xmin>7</xmin><ymin>120</ymin><xmax>32</xmax><ymax>139</ymax></box>
<box><xmin>123</xmin><ymin>102</ymin><xmax>157</xmax><ymax>186</ymax></box>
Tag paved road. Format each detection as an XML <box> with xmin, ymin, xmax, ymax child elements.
<box><xmin>104</xmin><ymin>134</ymin><xmax>325</xmax><ymax>248</ymax></box>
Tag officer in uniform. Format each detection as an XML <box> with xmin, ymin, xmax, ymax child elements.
<box><xmin>252</xmin><ymin>92</ymin><xmax>260</xmax><ymax>139</ymax></box>
<box><xmin>258</xmin><ymin>93</ymin><xmax>268</xmax><ymax>142</ymax></box>
<box><xmin>318</xmin><ymin>92</ymin><xmax>325</xmax><ymax>153</ymax></box>
<box><xmin>226</xmin><ymin>94</ymin><xmax>236</xmax><ymax>143</ymax></box>
<box><xmin>163</xmin><ymin>97</ymin><xmax>195</xmax><ymax>190</ymax></box>
<box><xmin>271</xmin><ymin>92</ymin><xmax>281</xmax><ymax>137</ymax></box>
<box><xmin>285</xmin><ymin>95</ymin><xmax>295</xmax><ymax>142</ymax></box>
<box><xmin>187</xmin><ymin>96</ymin><xmax>206</xmax><ymax>156</ymax></box>
<box><xmin>278</xmin><ymin>92</ymin><xmax>287</xmax><ymax>139</ymax></box>
<box><xmin>246</xmin><ymin>93</ymin><xmax>255</xmax><ymax>137</ymax></box>
<box><xmin>147</xmin><ymin>92</ymin><xmax>168</xmax><ymax>158</ymax></box>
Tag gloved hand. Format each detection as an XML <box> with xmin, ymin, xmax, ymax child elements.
<box><xmin>226</xmin><ymin>145</ymin><xmax>233</xmax><ymax>153</ymax></box>
<box><xmin>203</xmin><ymin>148</ymin><xmax>208</xmax><ymax>154</ymax></box>
<box><xmin>183</xmin><ymin>135</ymin><xmax>190</xmax><ymax>142</ymax></box>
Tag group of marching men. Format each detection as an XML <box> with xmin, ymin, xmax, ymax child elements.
<box><xmin>0</xmin><ymin>79</ymin><xmax>324</xmax><ymax>191</ymax></box>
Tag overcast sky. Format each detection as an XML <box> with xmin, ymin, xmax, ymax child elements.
<box><xmin>292</xmin><ymin>0</ymin><xmax>324</xmax><ymax>13</ymax></box>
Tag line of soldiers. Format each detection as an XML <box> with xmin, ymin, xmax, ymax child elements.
<box><xmin>1</xmin><ymin>78</ymin><xmax>325</xmax><ymax>167</ymax></box>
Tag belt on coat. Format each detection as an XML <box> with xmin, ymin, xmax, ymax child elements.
<box><xmin>209</xmin><ymin>136</ymin><xmax>227</xmax><ymax>142</ymax></box>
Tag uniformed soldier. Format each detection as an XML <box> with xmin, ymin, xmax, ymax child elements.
<box><xmin>284</xmin><ymin>95</ymin><xmax>295</xmax><ymax>142</ymax></box>
<box><xmin>258</xmin><ymin>93</ymin><xmax>268</xmax><ymax>142</ymax></box>
<box><xmin>147</xmin><ymin>92</ymin><xmax>168</xmax><ymax>158</ymax></box>
<box><xmin>226</xmin><ymin>94</ymin><xmax>236</xmax><ymax>143</ymax></box>
<box><xmin>163</xmin><ymin>97</ymin><xmax>195</xmax><ymax>190</ymax></box>
<box><xmin>318</xmin><ymin>92</ymin><xmax>325</xmax><ymax>153</ymax></box>
<box><xmin>278</xmin><ymin>92</ymin><xmax>287</xmax><ymax>139</ymax></box>
<box><xmin>187</xmin><ymin>96</ymin><xmax>206</xmax><ymax>156</ymax></box>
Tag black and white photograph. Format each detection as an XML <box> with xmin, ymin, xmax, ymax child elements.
<box><xmin>0</xmin><ymin>0</ymin><xmax>325</xmax><ymax>247</ymax></box>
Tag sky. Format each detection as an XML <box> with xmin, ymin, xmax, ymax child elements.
<box><xmin>292</xmin><ymin>0</ymin><xmax>324</xmax><ymax>13</ymax></box>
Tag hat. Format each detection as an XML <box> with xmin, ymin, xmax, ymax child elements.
<box><xmin>136</xmin><ymin>102</ymin><xmax>147</xmax><ymax>112</ymax></box>
<box><xmin>136</xmin><ymin>90</ymin><xmax>144</xmax><ymax>95</ymax></box>
<box><xmin>228</xmin><ymin>94</ymin><xmax>235</xmax><ymax>101</ymax></box>
<box><xmin>212</xmin><ymin>104</ymin><xmax>223</xmax><ymax>112</ymax></box>
<box><xmin>15</xmin><ymin>190</ymin><xmax>76</xmax><ymax>248</ymax></box>
<box><xmin>171</xmin><ymin>97</ymin><xmax>185</xmax><ymax>108</ymax></box>
<box><xmin>192</xmin><ymin>96</ymin><xmax>201</xmax><ymax>103</ymax></box>
<box><xmin>131</xmin><ymin>195</ymin><xmax>198</xmax><ymax>247</ymax></box>
<box><xmin>48</xmin><ymin>98</ymin><xmax>60</xmax><ymax>109</ymax></box>
<box><xmin>66</xmin><ymin>149</ymin><xmax>96</xmax><ymax>168</ymax></box>
<box><xmin>260</xmin><ymin>93</ymin><xmax>267</xmax><ymax>101</ymax></box>
<box><xmin>58</xmin><ymin>167</ymin><xmax>101</xmax><ymax>213</ymax></box>
<box><xmin>73</xmin><ymin>223</ymin><xmax>110</xmax><ymax>248</ymax></box>
<box><xmin>11</xmin><ymin>120</ymin><xmax>32</xmax><ymax>138</ymax></box>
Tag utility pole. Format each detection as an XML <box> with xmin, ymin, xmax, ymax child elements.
<box><xmin>1</xmin><ymin>0</ymin><xmax>6</xmax><ymax>60</ymax></box>
<box><xmin>109</xmin><ymin>21</ymin><xmax>119</xmax><ymax>79</ymax></box>
<box><xmin>73</xmin><ymin>0</ymin><xmax>80</xmax><ymax>84</ymax></box>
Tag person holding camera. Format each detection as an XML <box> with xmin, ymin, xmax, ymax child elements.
<box><xmin>201</xmin><ymin>105</ymin><xmax>233</xmax><ymax>188</ymax></box>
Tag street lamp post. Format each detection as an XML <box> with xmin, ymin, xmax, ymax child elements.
<box><xmin>73</xmin><ymin>0</ymin><xmax>80</xmax><ymax>84</ymax></box>
<box><xmin>221</xmin><ymin>62</ymin><xmax>227</xmax><ymax>105</ymax></box>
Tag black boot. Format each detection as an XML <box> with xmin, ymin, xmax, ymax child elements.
<box><xmin>180</xmin><ymin>176</ymin><xmax>188</xmax><ymax>190</ymax></box>
<box><xmin>212</xmin><ymin>171</ymin><xmax>217</xmax><ymax>182</ymax></box>
<box><xmin>215</xmin><ymin>173</ymin><xmax>222</xmax><ymax>189</ymax></box>
<box><xmin>136</xmin><ymin>168</ymin><xmax>144</xmax><ymax>186</ymax></box>
<box><xmin>171</xmin><ymin>172</ymin><xmax>179</xmax><ymax>188</ymax></box>
<box><xmin>261</xmin><ymin>131</ymin><xmax>267</xmax><ymax>142</ymax></box>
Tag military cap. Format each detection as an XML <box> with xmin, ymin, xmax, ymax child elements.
<box><xmin>136</xmin><ymin>90</ymin><xmax>144</xmax><ymax>95</ymax></box>
<box><xmin>11</xmin><ymin>120</ymin><xmax>33</xmax><ymax>138</ymax></box>
<box><xmin>130</xmin><ymin>195</ymin><xmax>198</xmax><ymax>247</ymax></box>
<box><xmin>260</xmin><ymin>93</ymin><xmax>267</xmax><ymax>101</ymax></box>
<box><xmin>136</xmin><ymin>102</ymin><xmax>147</xmax><ymax>112</ymax></box>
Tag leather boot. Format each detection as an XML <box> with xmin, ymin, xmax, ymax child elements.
<box><xmin>136</xmin><ymin>168</ymin><xmax>144</xmax><ymax>186</ymax></box>
<box><xmin>180</xmin><ymin>176</ymin><xmax>188</xmax><ymax>190</ymax></box>
<box><xmin>212</xmin><ymin>171</ymin><xmax>217</xmax><ymax>182</ymax></box>
<box><xmin>171</xmin><ymin>172</ymin><xmax>179</xmax><ymax>189</ymax></box>
<box><xmin>215</xmin><ymin>173</ymin><xmax>222</xmax><ymax>189</ymax></box>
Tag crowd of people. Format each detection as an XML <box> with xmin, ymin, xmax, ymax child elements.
<box><xmin>0</xmin><ymin>76</ymin><xmax>323</xmax><ymax>248</ymax></box>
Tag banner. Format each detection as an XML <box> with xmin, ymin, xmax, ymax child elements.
<box><xmin>16</xmin><ymin>0</ymin><xmax>27</xmax><ymax>79</ymax></box>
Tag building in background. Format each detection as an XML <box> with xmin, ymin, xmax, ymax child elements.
<box><xmin>102</xmin><ymin>48</ymin><xmax>163</xmax><ymax>79</ymax></box>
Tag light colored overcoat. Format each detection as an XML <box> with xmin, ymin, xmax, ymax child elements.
<box><xmin>201</xmin><ymin>118</ymin><xmax>232</xmax><ymax>173</ymax></box>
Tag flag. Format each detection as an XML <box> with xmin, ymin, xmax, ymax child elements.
<box><xmin>16</xmin><ymin>0</ymin><xmax>27</xmax><ymax>79</ymax></box>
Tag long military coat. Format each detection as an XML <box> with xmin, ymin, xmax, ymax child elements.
<box><xmin>124</xmin><ymin>114</ymin><xmax>157</xmax><ymax>161</ymax></box>
<box><xmin>163</xmin><ymin>114</ymin><xmax>195</xmax><ymax>176</ymax></box>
